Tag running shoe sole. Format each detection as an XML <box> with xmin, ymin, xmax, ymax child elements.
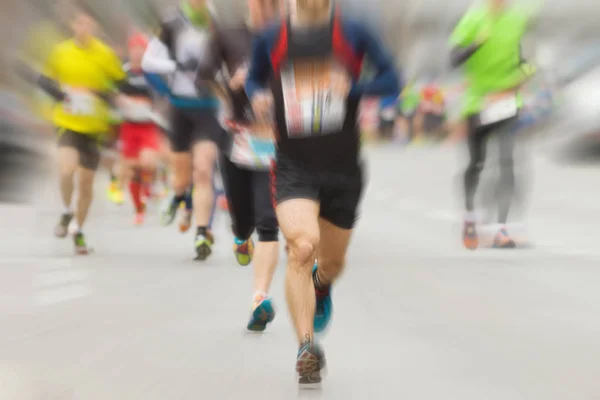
<box><xmin>296</xmin><ymin>345</ymin><xmax>326</xmax><ymax>389</ymax></box>
<box><xmin>493</xmin><ymin>241</ymin><xmax>517</xmax><ymax>249</ymax></box>
<box><xmin>247</xmin><ymin>300</ymin><xmax>275</xmax><ymax>332</ymax></box>
<box><xmin>55</xmin><ymin>214</ymin><xmax>74</xmax><ymax>238</ymax></box>
<box><xmin>55</xmin><ymin>228</ymin><xmax>69</xmax><ymax>238</ymax></box>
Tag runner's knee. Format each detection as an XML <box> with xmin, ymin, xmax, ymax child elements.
<box><xmin>193</xmin><ymin>163</ymin><xmax>212</xmax><ymax>186</ymax></box>
<box><xmin>289</xmin><ymin>234</ymin><xmax>319</xmax><ymax>265</ymax></box>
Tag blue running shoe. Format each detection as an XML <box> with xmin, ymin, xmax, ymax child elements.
<box><xmin>312</xmin><ymin>262</ymin><xmax>332</xmax><ymax>333</ymax></box>
<box><xmin>247</xmin><ymin>294</ymin><xmax>276</xmax><ymax>332</ymax></box>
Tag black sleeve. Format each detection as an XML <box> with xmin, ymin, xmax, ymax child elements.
<box><xmin>37</xmin><ymin>75</ymin><xmax>66</xmax><ymax>102</ymax></box>
<box><xmin>450</xmin><ymin>43</ymin><xmax>483</xmax><ymax>68</ymax></box>
<box><xmin>157</xmin><ymin>20</ymin><xmax>177</xmax><ymax>60</ymax></box>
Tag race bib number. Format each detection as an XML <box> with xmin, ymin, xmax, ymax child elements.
<box><xmin>479</xmin><ymin>93</ymin><xmax>518</xmax><ymax>126</ymax></box>
<box><xmin>63</xmin><ymin>87</ymin><xmax>97</xmax><ymax>116</ymax></box>
<box><xmin>281</xmin><ymin>60</ymin><xmax>347</xmax><ymax>137</ymax></box>
<box><xmin>229</xmin><ymin>132</ymin><xmax>275</xmax><ymax>170</ymax></box>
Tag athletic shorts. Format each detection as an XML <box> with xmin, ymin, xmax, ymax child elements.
<box><xmin>169</xmin><ymin>107</ymin><xmax>223</xmax><ymax>153</ymax></box>
<box><xmin>271</xmin><ymin>154</ymin><xmax>364</xmax><ymax>230</ymax></box>
<box><xmin>57</xmin><ymin>129</ymin><xmax>101</xmax><ymax>171</ymax></box>
<box><xmin>120</xmin><ymin>121</ymin><xmax>160</xmax><ymax>159</ymax></box>
<box><xmin>423</xmin><ymin>113</ymin><xmax>445</xmax><ymax>132</ymax></box>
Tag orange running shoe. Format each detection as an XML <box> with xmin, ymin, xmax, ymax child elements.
<box><xmin>179</xmin><ymin>209</ymin><xmax>192</xmax><ymax>233</ymax></box>
<box><xmin>133</xmin><ymin>204</ymin><xmax>146</xmax><ymax>226</ymax></box>
<box><xmin>463</xmin><ymin>221</ymin><xmax>479</xmax><ymax>250</ymax></box>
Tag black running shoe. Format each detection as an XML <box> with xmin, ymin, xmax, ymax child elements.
<box><xmin>55</xmin><ymin>213</ymin><xmax>73</xmax><ymax>238</ymax></box>
<box><xmin>296</xmin><ymin>340</ymin><xmax>326</xmax><ymax>388</ymax></box>
<box><xmin>194</xmin><ymin>231</ymin><xmax>214</xmax><ymax>261</ymax></box>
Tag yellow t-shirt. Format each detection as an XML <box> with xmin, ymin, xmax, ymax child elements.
<box><xmin>43</xmin><ymin>38</ymin><xmax>125</xmax><ymax>135</ymax></box>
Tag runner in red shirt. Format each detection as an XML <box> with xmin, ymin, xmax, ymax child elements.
<box><xmin>119</xmin><ymin>34</ymin><xmax>161</xmax><ymax>225</ymax></box>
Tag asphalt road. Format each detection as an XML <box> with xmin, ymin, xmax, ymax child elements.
<box><xmin>1</xmin><ymin>142</ymin><xmax>600</xmax><ymax>400</ymax></box>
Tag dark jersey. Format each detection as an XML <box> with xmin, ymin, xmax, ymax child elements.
<box><xmin>246</xmin><ymin>15</ymin><xmax>400</xmax><ymax>172</ymax></box>
<box><xmin>121</xmin><ymin>63</ymin><xmax>153</xmax><ymax>100</ymax></box>
<box><xmin>201</xmin><ymin>24</ymin><xmax>254</xmax><ymax>124</ymax></box>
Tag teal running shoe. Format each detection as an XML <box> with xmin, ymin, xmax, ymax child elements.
<box><xmin>247</xmin><ymin>294</ymin><xmax>275</xmax><ymax>332</ymax></box>
<box><xmin>312</xmin><ymin>262</ymin><xmax>332</xmax><ymax>333</ymax></box>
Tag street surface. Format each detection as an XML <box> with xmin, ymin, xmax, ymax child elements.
<box><xmin>1</xmin><ymin>142</ymin><xmax>600</xmax><ymax>400</ymax></box>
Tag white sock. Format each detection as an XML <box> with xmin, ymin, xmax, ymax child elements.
<box><xmin>253</xmin><ymin>291</ymin><xmax>268</xmax><ymax>300</ymax></box>
<box><xmin>464</xmin><ymin>211</ymin><xmax>476</xmax><ymax>222</ymax></box>
<box><xmin>64</xmin><ymin>206</ymin><xmax>72</xmax><ymax>215</ymax></box>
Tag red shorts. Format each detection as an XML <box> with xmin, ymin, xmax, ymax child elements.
<box><xmin>120</xmin><ymin>122</ymin><xmax>160</xmax><ymax>159</ymax></box>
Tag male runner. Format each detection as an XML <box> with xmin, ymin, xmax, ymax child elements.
<box><xmin>119</xmin><ymin>33</ymin><xmax>161</xmax><ymax>225</ymax></box>
<box><xmin>450</xmin><ymin>0</ymin><xmax>538</xmax><ymax>250</ymax></box>
<box><xmin>198</xmin><ymin>0</ymin><xmax>282</xmax><ymax>331</ymax></box>
<box><xmin>36</xmin><ymin>7</ymin><xmax>126</xmax><ymax>254</ymax></box>
<box><xmin>246</xmin><ymin>0</ymin><xmax>399</xmax><ymax>385</ymax></box>
<box><xmin>142</xmin><ymin>0</ymin><xmax>222</xmax><ymax>260</ymax></box>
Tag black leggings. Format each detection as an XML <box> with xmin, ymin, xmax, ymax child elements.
<box><xmin>219</xmin><ymin>153</ymin><xmax>278</xmax><ymax>242</ymax></box>
<box><xmin>464</xmin><ymin>115</ymin><xmax>517</xmax><ymax>224</ymax></box>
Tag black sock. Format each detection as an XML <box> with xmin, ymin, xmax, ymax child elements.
<box><xmin>196</xmin><ymin>226</ymin><xmax>207</xmax><ymax>237</ymax></box>
<box><xmin>172</xmin><ymin>194</ymin><xmax>185</xmax><ymax>205</ymax></box>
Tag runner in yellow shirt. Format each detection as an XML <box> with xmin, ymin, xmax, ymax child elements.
<box><xmin>41</xmin><ymin>7</ymin><xmax>126</xmax><ymax>254</ymax></box>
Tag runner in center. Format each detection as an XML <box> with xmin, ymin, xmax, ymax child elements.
<box><xmin>246</xmin><ymin>0</ymin><xmax>400</xmax><ymax>386</ymax></box>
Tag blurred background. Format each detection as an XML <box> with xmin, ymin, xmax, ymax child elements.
<box><xmin>3</xmin><ymin>0</ymin><xmax>600</xmax><ymax>203</ymax></box>
<box><xmin>3</xmin><ymin>2</ymin><xmax>600</xmax><ymax>399</ymax></box>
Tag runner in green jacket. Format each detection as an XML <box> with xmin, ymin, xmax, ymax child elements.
<box><xmin>450</xmin><ymin>0</ymin><xmax>540</xmax><ymax>250</ymax></box>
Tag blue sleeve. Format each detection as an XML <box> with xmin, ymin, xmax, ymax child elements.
<box><xmin>245</xmin><ymin>29</ymin><xmax>274</xmax><ymax>100</ymax></box>
<box><xmin>349</xmin><ymin>22</ymin><xmax>401</xmax><ymax>98</ymax></box>
<box><xmin>144</xmin><ymin>72</ymin><xmax>171</xmax><ymax>97</ymax></box>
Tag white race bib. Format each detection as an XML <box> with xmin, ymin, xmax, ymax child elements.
<box><xmin>479</xmin><ymin>94</ymin><xmax>518</xmax><ymax>126</ymax></box>
<box><xmin>121</xmin><ymin>98</ymin><xmax>153</xmax><ymax>122</ymax></box>
<box><xmin>281</xmin><ymin>60</ymin><xmax>347</xmax><ymax>138</ymax></box>
<box><xmin>229</xmin><ymin>132</ymin><xmax>275</xmax><ymax>170</ymax></box>
<box><xmin>63</xmin><ymin>87</ymin><xmax>97</xmax><ymax>116</ymax></box>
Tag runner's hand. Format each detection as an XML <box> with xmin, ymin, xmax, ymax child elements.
<box><xmin>229</xmin><ymin>67</ymin><xmax>248</xmax><ymax>91</ymax></box>
<box><xmin>177</xmin><ymin>58</ymin><xmax>199</xmax><ymax>72</ymax></box>
<box><xmin>330</xmin><ymin>70</ymin><xmax>351</xmax><ymax>97</ymax></box>
<box><xmin>251</xmin><ymin>92</ymin><xmax>273</xmax><ymax>122</ymax></box>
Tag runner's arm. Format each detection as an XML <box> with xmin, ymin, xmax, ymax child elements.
<box><xmin>141</xmin><ymin>33</ymin><xmax>177</xmax><ymax>75</ymax></box>
<box><xmin>144</xmin><ymin>72</ymin><xmax>171</xmax><ymax>97</ymax></box>
<box><xmin>449</xmin><ymin>7</ymin><xmax>483</xmax><ymax>67</ymax></box>
<box><xmin>245</xmin><ymin>32</ymin><xmax>272</xmax><ymax>100</ymax></box>
<box><xmin>195</xmin><ymin>24</ymin><xmax>230</xmax><ymax>101</ymax></box>
<box><xmin>349</xmin><ymin>23</ymin><xmax>400</xmax><ymax>97</ymax></box>
<box><xmin>450</xmin><ymin>44</ymin><xmax>484</xmax><ymax>67</ymax></box>
<box><xmin>13</xmin><ymin>49</ymin><xmax>67</xmax><ymax>102</ymax></box>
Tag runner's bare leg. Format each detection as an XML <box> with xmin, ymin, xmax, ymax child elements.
<box><xmin>277</xmin><ymin>199</ymin><xmax>320</xmax><ymax>344</ymax></box>
<box><xmin>315</xmin><ymin>217</ymin><xmax>353</xmax><ymax>285</ymax></box>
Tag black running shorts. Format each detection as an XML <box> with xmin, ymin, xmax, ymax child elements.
<box><xmin>57</xmin><ymin>129</ymin><xmax>101</xmax><ymax>171</ymax></box>
<box><xmin>271</xmin><ymin>154</ymin><xmax>364</xmax><ymax>230</ymax></box>
<box><xmin>169</xmin><ymin>107</ymin><xmax>224</xmax><ymax>153</ymax></box>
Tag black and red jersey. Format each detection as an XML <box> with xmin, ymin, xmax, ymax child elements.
<box><xmin>246</xmin><ymin>13</ymin><xmax>400</xmax><ymax>172</ymax></box>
